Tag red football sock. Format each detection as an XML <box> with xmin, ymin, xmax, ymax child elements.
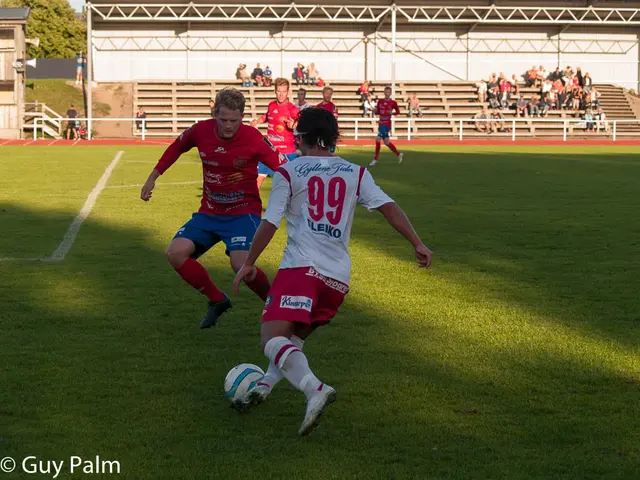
<box><xmin>244</xmin><ymin>267</ymin><xmax>271</xmax><ymax>301</ymax></box>
<box><xmin>175</xmin><ymin>258</ymin><xmax>226</xmax><ymax>302</ymax></box>
<box><xmin>374</xmin><ymin>142</ymin><xmax>381</xmax><ymax>160</ymax></box>
<box><xmin>387</xmin><ymin>142</ymin><xmax>400</xmax><ymax>156</ymax></box>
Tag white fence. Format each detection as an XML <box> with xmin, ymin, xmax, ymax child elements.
<box><xmin>33</xmin><ymin>117</ymin><xmax>640</xmax><ymax>142</ymax></box>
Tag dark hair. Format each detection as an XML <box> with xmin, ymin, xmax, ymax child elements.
<box><xmin>296</xmin><ymin>107</ymin><xmax>339</xmax><ymax>149</ymax></box>
<box><xmin>214</xmin><ymin>87</ymin><xmax>246</xmax><ymax>115</ymax></box>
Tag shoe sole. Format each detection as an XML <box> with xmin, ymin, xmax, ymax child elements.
<box><xmin>230</xmin><ymin>390</ymin><xmax>268</xmax><ymax>413</ymax></box>
<box><xmin>298</xmin><ymin>389</ymin><xmax>337</xmax><ymax>436</ymax></box>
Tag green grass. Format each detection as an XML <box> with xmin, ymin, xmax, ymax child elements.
<box><xmin>26</xmin><ymin>79</ymin><xmax>111</xmax><ymax>117</ymax></box>
<box><xmin>0</xmin><ymin>145</ymin><xmax>638</xmax><ymax>479</ymax></box>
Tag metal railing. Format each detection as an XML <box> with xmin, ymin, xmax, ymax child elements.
<box><xmin>32</xmin><ymin>116</ymin><xmax>640</xmax><ymax>142</ymax></box>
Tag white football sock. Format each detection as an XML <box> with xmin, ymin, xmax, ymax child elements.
<box><xmin>260</xmin><ymin>335</ymin><xmax>304</xmax><ymax>389</ymax></box>
<box><xmin>264</xmin><ymin>336</ymin><xmax>322</xmax><ymax>400</ymax></box>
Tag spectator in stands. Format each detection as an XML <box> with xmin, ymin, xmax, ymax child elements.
<box><xmin>293</xmin><ymin>63</ymin><xmax>305</xmax><ymax>86</ymax></box>
<box><xmin>541</xmin><ymin>78</ymin><xmax>553</xmax><ymax>96</ymax></box>
<box><xmin>570</xmin><ymin>87</ymin><xmax>581</xmax><ymax>110</ymax></box>
<box><xmin>556</xmin><ymin>82</ymin><xmax>567</xmax><ymax>110</ymax></box>
<box><xmin>596</xmin><ymin>108</ymin><xmax>609</xmax><ymax>133</ymax></box>
<box><xmin>510</xmin><ymin>74</ymin><xmax>520</xmax><ymax>96</ymax></box>
<box><xmin>362</xmin><ymin>94</ymin><xmax>375</xmax><ymax>117</ymax></box>
<box><xmin>583</xmin><ymin>72</ymin><xmax>593</xmax><ymax>93</ymax></box>
<box><xmin>591</xmin><ymin>86</ymin><xmax>601</xmax><ymax>108</ymax></box>
<box><xmin>525</xmin><ymin>65</ymin><xmax>538</xmax><ymax>87</ymax></box>
<box><xmin>540</xmin><ymin>93</ymin><xmax>552</xmax><ymax>117</ymax></box>
<box><xmin>251</xmin><ymin>63</ymin><xmax>264</xmax><ymax>87</ymax></box>
<box><xmin>564</xmin><ymin>65</ymin><xmax>574</xmax><ymax>78</ymax></box>
<box><xmin>75</xmin><ymin>52</ymin><xmax>86</xmax><ymax>86</ymax></box>
<box><xmin>487</xmin><ymin>86</ymin><xmax>500</xmax><ymax>109</ymax></box>
<box><xmin>408</xmin><ymin>93</ymin><xmax>423</xmax><ymax>117</ymax></box>
<box><xmin>296</xmin><ymin>88</ymin><xmax>311</xmax><ymax>111</ymax></box>
<box><xmin>359</xmin><ymin>81</ymin><xmax>370</xmax><ymax>101</ymax></box>
<box><xmin>65</xmin><ymin>104</ymin><xmax>79</xmax><ymax>140</ymax></box>
<box><xmin>307</xmin><ymin>63</ymin><xmax>318</xmax><ymax>86</ymax></box>
<box><xmin>584</xmin><ymin>110</ymin><xmax>595</xmax><ymax>132</ymax></box>
<box><xmin>136</xmin><ymin>106</ymin><xmax>147</xmax><ymax>132</ymax></box>
<box><xmin>528</xmin><ymin>95</ymin><xmax>540</xmax><ymax>117</ymax></box>
<box><xmin>516</xmin><ymin>94</ymin><xmax>528</xmax><ymax>117</ymax></box>
<box><xmin>547</xmin><ymin>89</ymin><xmax>556</xmax><ymax>111</ymax></box>
<box><xmin>548</xmin><ymin>67</ymin><xmax>563</xmax><ymax>82</ymax></box>
<box><xmin>477</xmin><ymin>79</ymin><xmax>487</xmax><ymax>103</ymax></box>
<box><xmin>236</xmin><ymin>64</ymin><xmax>252</xmax><ymax>87</ymax></box>
<box><xmin>316</xmin><ymin>77</ymin><xmax>326</xmax><ymax>87</ymax></box>
<box><xmin>78</xmin><ymin>121</ymin><xmax>88</xmax><ymax>140</ymax></box>
<box><xmin>576</xmin><ymin>66</ymin><xmax>584</xmax><ymax>88</ymax></box>
<box><xmin>473</xmin><ymin>106</ymin><xmax>489</xmax><ymax>132</ymax></box>
<box><xmin>537</xmin><ymin>65</ymin><xmax>548</xmax><ymax>84</ymax></box>
<box><xmin>499</xmin><ymin>75</ymin><xmax>512</xmax><ymax>109</ymax></box>
<box><xmin>487</xmin><ymin>73</ymin><xmax>499</xmax><ymax>91</ymax></box>
<box><xmin>490</xmin><ymin>109</ymin><xmax>506</xmax><ymax>134</ymax></box>
<box><xmin>263</xmin><ymin>66</ymin><xmax>273</xmax><ymax>87</ymax></box>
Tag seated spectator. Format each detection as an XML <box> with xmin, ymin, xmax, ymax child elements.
<box><xmin>487</xmin><ymin>86</ymin><xmax>500</xmax><ymax>109</ymax></box>
<box><xmin>473</xmin><ymin>107</ymin><xmax>490</xmax><ymax>132</ymax></box>
<box><xmin>548</xmin><ymin>67</ymin><xmax>563</xmax><ymax>82</ymax></box>
<box><xmin>362</xmin><ymin>94</ymin><xmax>375</xmax><ymax>117</ymax></box>
<box><xmin>359</xmin><ymin>81</ymin><xmax>370</xmax><ymax>100</ymax></box>
<box><xmin>516</xmin><ymin>94</ymin><xmax>529</xmax><ymax>117</ymax></box>
<box><xmin>307</xmin><ymin>63</ymin><xmax>318</xmax><ymax>86</ymax></box>
<box><xmin>547</xmin><ymin>89</ymin><xmax>556</xmax><ymax>111</ymax></box>
<box><xmin>537</xmin><ymin>65</ymin><xmax>548</xmax><ymax>83</ymax></box>
<box><xmin>237</xmin><ymin>64</ymin><xmax>251</xmax><ymax>87</ymax></box>
<box><xmin>263</xmin><ymin>66</ymin><xmax>273</xmax><ymax>87</ymax></box>
<box><xmin>541</xmin><ymin>79</ymin><xmax>553</xmax><ymax>95</ymax></box>
<box><xmin>570</xmin><ymin>87</ymin><xmax>581</xmax><ymax>110</ymax></box>
<box><xmin>293</xmin><ymin>63</ymin><xmax>305</xmax><ymax>86</ymax></box>
<box><xmin>135</xmin><ymin>106</ymin><xmax>147</xmax><ymax>131</ymax></box>
<box><xmin>529</xmin><ymin>95</ymin><xmax>540</xmax><ymax>117</ymax></box>
<box><xmin>584</xmin><ymin>110</ymin><xmax>595</xmax><ymax>132</ymax></box>
<box><xmin>591</xmin><ymin>86</ymin><xmax>601</xmax><ymax>108</ymax></box>
<box><xmin>78</xmin><ymin>121</ymin><xmax>88</xmax><ymax>140</ymax></box>
<box><xmin>251</xmin><ymin>63</ymin><xmax>264</xmax><ymax>87</ymax></box>
<box><xmin>510</xmin><ymin>74</ymin><xmax>520</xmax><ymax>96</ymax></box>
<box><xmin>526</xmin><ymin>65</ymin><xmax>538</xmax><ymax>87</ymax></box>
<box><xmin>540</xmin><ymin>93</ymin><xmax>552</xmax><ymax>117</ymax></box>
<box><xmin>408</xmin><ymin>93</ymin><xmax>423</xmax><ymax>117</ymax></box>
<box><xmin>316</xmin><ymin>77</ymin><xmax>326</xmax><ymax>87</ymax></box>
<box><xmin>490</xmin><ymin>109</ymin><xmax>506</xmax><ymax>134</ymax></box>
<box><xmin>487</xmin><ymin>73</ymin><xmax>498</xmax><ymax>90</ymax></box>
<box><xmin>564</xmin><ymin>65</ymin><xmax>574</xmax><ymax>78</ymax></box>
<box><xmin>499</xmin><ymin>76</ymin><xmax>512</xmax><ymax>109</ymax></box>
<box><xmin>477</xmin><ymin>79</ymin><xmax>488</xmax><ymax>103</ymax></box>
<box><xmin>596</xmin><ymin>108</ymin><xmax>609</xmax><ymax>133</ymax></box>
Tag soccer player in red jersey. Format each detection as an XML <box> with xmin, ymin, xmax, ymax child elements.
<box><xmin>232</xmin><ymin>108</ymin><xmax>432</xmax><ymax>435</ymax></box>
<box><xmin>251</xmin><ymin>78</ymin><xmax>300</xmax><ymax>190</ymax></box>
<box><xmin>140</xmin><ymin>88</ymin><xmax>283</xmax><ymax>329</ymax></box>
<box><xmin>316</xmin><ymin>86</ymin><xmax>338</xmax><ymax>119</ymax></box>
<box><xmin>370</xmin><ymin>86</ymin><xmax>403</xmax><ymax>166</ymax></box>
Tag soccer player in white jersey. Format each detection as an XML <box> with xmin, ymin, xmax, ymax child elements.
<box><xmin>233</xmin><ymin>107</ymin><xmax>432</xmax><ymax>435</ymax></box>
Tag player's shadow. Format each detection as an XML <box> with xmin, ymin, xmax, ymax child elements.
<box><xmin>0</xmin><ymin>200</ymin><xmax>637</xmax><ymax>479</ymax></box>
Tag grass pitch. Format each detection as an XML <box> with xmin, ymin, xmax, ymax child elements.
<box><xmin>0</xmin><ymin>144</ymin><xmax>638</xmax><ymax>479</ymax></box>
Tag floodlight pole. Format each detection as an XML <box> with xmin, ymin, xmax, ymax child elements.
<box><xmin>391</xmin><ymin>3</ymin><xmax>396</xmax><ymax>97</ymax></box>
<box><xmin>86</xmin><ymin>2</ymin><xmax>93</xmax><ymax>140</ymax></box>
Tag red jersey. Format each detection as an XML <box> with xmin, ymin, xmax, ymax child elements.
<box><xmin>316</xmin><ymin>101</ymin><xmax>338</xmax><ymax>118</ymax></box>
<box><xmin>262</xmin><ymin>100</ymin><xmax>299</xmax><ymax>155</ymax></box>
<box><xmin>154</xmin><ymin>119</ymin><xmax>282</xmax><ymax>217</ymax></box>
<box><xmin>376</xmin><ymin>99</ymin><xmax>399</xmax><ymax>127</ymax></box>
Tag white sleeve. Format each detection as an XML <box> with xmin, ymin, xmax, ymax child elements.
<box><xmin>262</xmin><ymin>170</ymin><xmax>291</xmax><ymax>227</ymax></box>
<box><xmin>357</xmin><ymin>169</ymin><xmax>394</xmax><ymax>211</ymax></box>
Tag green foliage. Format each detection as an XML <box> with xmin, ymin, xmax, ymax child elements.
<box><xmin>26</xmin><ymin>79</ymin><xmax>111</xmax><ymax>116</ymax></box>
<box><xmin>1</xmin><ymin>0</ymin><xmax>86</xmax><ymax>58</ymax></box>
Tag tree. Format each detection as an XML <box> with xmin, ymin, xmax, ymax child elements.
<box><xmin>1</xmin><ymin>0</ymin><xmax>86</xmax><ymax>58</ymax></box>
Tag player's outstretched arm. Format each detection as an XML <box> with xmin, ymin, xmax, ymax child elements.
<box><xmin>140</xmin><ymin>168</ymin><xmax>160</xmax><ymax>201</ymax></box>
<box><xmin>233</xmin><ymin>220</ymin><xmax>278</xmax><ymax>293</ymax></box>
<box><xmin>378</xmin><ymin>202</ymin><xmax>432</xmax><ymax>268</ymax></box>
<box><xmin>250</xmin><ymin>114</ymin><xmax>267</xmax><ymax>127</ymax></box>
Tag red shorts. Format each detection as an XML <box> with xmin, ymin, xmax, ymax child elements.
<box><xmin>262</xmin><ymin>267</ymin><xmax>349</xmax><ymax>326</ymax></box>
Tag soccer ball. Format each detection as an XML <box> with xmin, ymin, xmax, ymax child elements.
<box><xmin>224</xmin><ymin>363</ymin><xmax>265</xmax><ymax>402</ymax></box>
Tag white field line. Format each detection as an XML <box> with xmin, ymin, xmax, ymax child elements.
<box><xmin>106</xmin><ymin>180</ymin><xmax>201</xmax><ymax>189</ymax></box>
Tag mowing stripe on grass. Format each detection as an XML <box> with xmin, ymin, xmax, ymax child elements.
<box><xmin>48</xmin><ymin>150</ymin><xmax>124</xmax><ymax>261</ymax></box>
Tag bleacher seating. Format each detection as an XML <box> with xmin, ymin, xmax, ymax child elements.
<box><xmin>133</xmin><ymin>80</ymin><xmax>640</xmax><ymax>138</ymax></box>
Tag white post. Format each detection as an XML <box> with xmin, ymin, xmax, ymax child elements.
<box><xmin>407</xmin><ymin>119</ymin><xmax>411</xmax><ymax>141</ymax></box>
<box><xmin>33</xmin><ymin>117</ymin><xmax>37</xmax><ymax>141</ymax></box>
<box><xmin>613</xmin><ymin>120</ymin><xmax>617</xmax><ymax>142</ymax></box>
<box><xmin>563</xmin><ymin>120</ymin><xmax>567</xmax><ymax>142</ymax></box>
<box><xmin>86</xmin><ymin>3</ymin><xmax>93</xmax><ymax>140</ymax></box>
<box><xmin>459</xmin><ymin>120</ymin><xmax>463</xmax><ymax>141</ymax></box>
<box><xmin>142</xmin><ymin>118</ymin><xmax>146</xmax><ymax>141</ymax></box>
<box><xmin>391</xmin><ymin>5</ymin><xmax>396</xmax><ymax>97</ymax></box>
<box><xmin>354</xmin><ymin>119</ymin><xmax>358</xmax><ymax>141</ymax></box>
<box><xmin>512</xmin><ymin>119</ymin><xmax>516</xmax><ymax>141</ymax></box>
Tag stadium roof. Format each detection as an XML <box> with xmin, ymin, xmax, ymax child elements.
<box><xmin>87</xmin><ymin>1</ymin><xmax>640</xmax><ymax>25</ymax></box>
<box><xmin>0</xmin><ymin>8</ymin><xmax>30</xmax><ymax>23</ymax></box>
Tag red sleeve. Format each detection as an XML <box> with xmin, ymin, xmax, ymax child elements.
<box><xmin>154</xmin><ymin>124</ymin><xmax>198</xmax><ymax>174</ymax></box>
<box><xmin>393</xmin><ymin>101</ymin><xmax>400</xmax><ymax>115</ymax></box>
<box><xmin>257</xmin><ymin>135</ymin><xmax>285</xmax><ymax>171</ymax></box>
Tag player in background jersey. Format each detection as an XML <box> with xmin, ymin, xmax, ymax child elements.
<box><xmin>251</xmin><ymin>78</ymin><xmax>300</xmax><ymax>190</ymax></box>
<box><xmin>316</xmin><ymin>86</ymin><xmax>339</xmax><ymax>119</ymax></box>
<box><xmin>140</xmin><ymin>88</ymin><xmax>282</xmax><ymax>329</ymax></box>
<box><xmin>232</xmin><ymin>108</ymin><xmax>432</xmax><ymax>435</ymax></box>
<box><xmin>370</xmin><ymin>86</ymin><xmax>403</xmax><ymax>166</ymax></box>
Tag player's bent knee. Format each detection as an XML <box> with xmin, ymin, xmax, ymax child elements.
<box><xmin>165</xmin><ymin>239</ymin><xmax>195</xmax><ymax>269</ymax></box>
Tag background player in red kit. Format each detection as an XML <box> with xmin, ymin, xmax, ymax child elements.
<box><xmin>140</xmin><ymin>88</ymin><xmax>282</xmax><ymax>329</ymax></box>
<box><xmin>232</xmin><ymin>108</ymin><xmax>432</xmax><ymax>435</ymax></box>
<box><xmin>370</xmin><ymin>86</ymin><xmax>403</xmax><ymax>166</ymax></box>
<box><xmin>316</xmin><ymin>86</ymin><xmax>338</xmax><ymax>119</ymax></box>
<box><xmin>251</xmin><ymin>78</ymin><xmax>299</xmax><ymax>190</ymax></box>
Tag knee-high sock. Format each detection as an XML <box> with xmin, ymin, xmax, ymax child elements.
<box><xmin>175</xmin><ymin>258</ymin><xmax>225</xmax><ymax>302</ymax></box>
<box><xmin>264</xmin><ymin>336</ymin><xmax>322</xmax><ymax>399</ymax></box>
<box><xmin>258</xmin><ymin>335</ymin><xmax>304</xmax><ymax>390</ymax></box>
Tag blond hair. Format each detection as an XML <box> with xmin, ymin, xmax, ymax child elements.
<box><xmin>274</xmin><ymin>77</ymin><xmax>290</xmax><ymax>90</ymax></box>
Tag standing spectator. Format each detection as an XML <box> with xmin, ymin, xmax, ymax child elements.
<box><xmin>570</xmin><ymin>88</ymin><xmax>581</xmax><ymax>110</ymax></box>
<box><xmin>135</xmin><ymin>106</ymin><xmax>147</xmax><ymax>132</ymax></box>
<box><xmin>66</xmin><ymin>104</ymin><xmax>79</xmax><ymax>139</ymax></box>
<box><xmin>557</xmin><ymin>83</ymin><xmax>567</xmax><ymax>110</ymax></box>
<box><xmin>583</xmin><ymin>72</ymin><xmax>593</xmax><ymax>93</ymax></box>
<box><xmin>576</xmin><ymin>66</ymin><xmax>584</xmax><ymax>88</ymax></box>
<box><xmin>293</xmin><ymin>63</ymin><xmax>305</xmax><ymax>86</ymax></box>
<box><xmin>516</xmin><ymin>95</ymin><xmax>528</xmax><ymax>117</ymax></box>
<box><xmin>407</xmin><ymin>93</ymin><xmax>423</xmax><ymax>117</ymax></box>
<box><xmin>209</xmin><ymin>99</ymin><xmax>215</xmax><ymax>117</ymax></box>
<box><xmin>528</xmin><ymin>95</ymin><xmax>540</xmax><ymax>117</ymax></box>
<box><xmin>296</xmin><ymin>88</ymin><xmax>311</xmax><ymax>111</ymax></box>
<box><xmin>591</xmin><ymin>86</ymin><xmax>601</xmax><ymax>108</ymax></box>
<box><xmin>251</xmin><ymin>63</ymin><xmax>264</xmax><ymax>87</ymax></box>
<box><xmin>316</xmin><ymin>86</ymin><xmax>338</xmax><ymax>119</ymax></box>
<box><xmin>75</xmin><ymin>52</ymin><xmax>86</xmax><ymax>86</ymax></box>
<box><xmin>307</xmin><ymin>63</ymin><xmax>318</xmax><ymax>86</ymax></box>
<box><xmin>263</xmin><ymin>66</ymin><xmax>273</xmax><ymax>87</ymax></box>
<box><xmin>359</xmin><ymin>81</ymin><xmax>370</xmax><ymax>101</ymax></box>
<box><xmin>477</xmin><ymin>79</ymin><xmax>487</xmax><ymax>103</ymax></box>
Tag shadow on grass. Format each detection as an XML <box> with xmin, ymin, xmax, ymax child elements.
<box><xmin>0</xmin><ymin>145</ymin><xmax>638</xmax><ymax>480</ymax></box>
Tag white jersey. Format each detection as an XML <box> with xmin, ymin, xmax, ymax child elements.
<box><xmin>263</xmin><ymin>155</ymin><xmax>393</xmax><ymax>285</ymax></box>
